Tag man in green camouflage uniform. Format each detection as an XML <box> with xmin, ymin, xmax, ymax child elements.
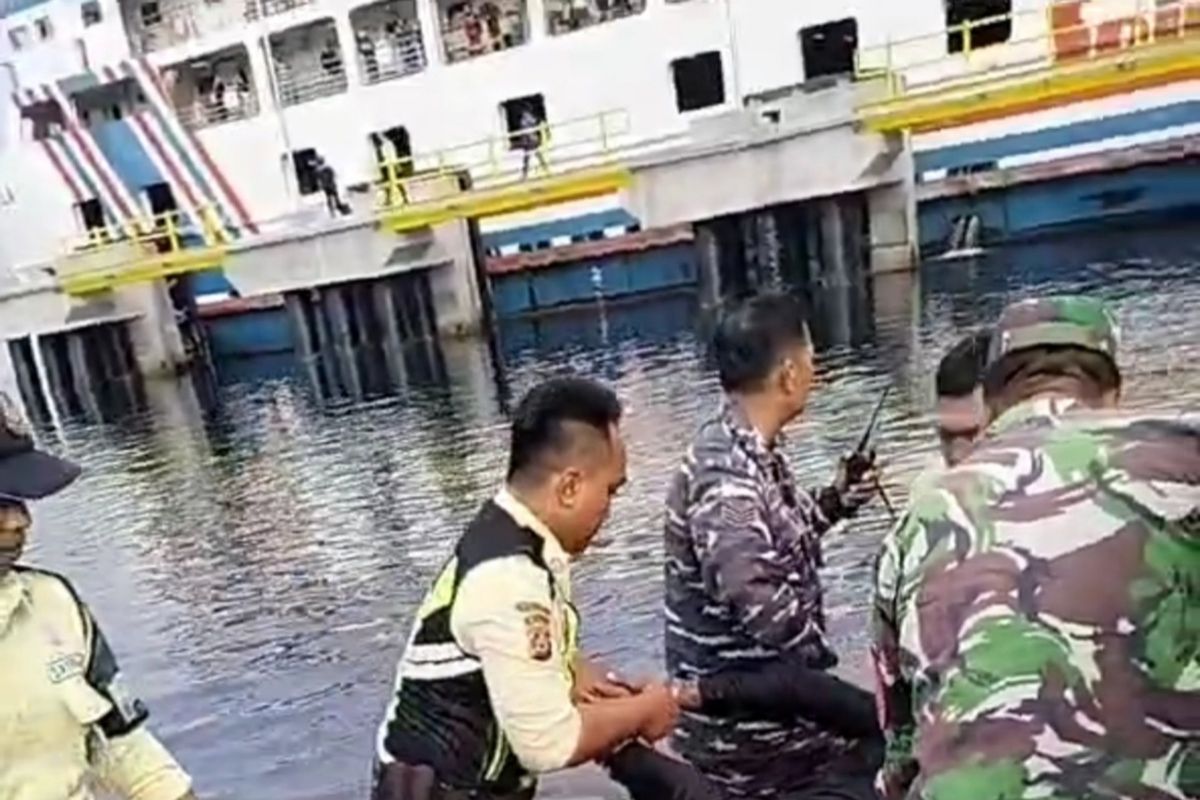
<box><xmin>872</xmin><ymin>296</ymin><xmax>1200</xmax><ymax>800</ymax></box>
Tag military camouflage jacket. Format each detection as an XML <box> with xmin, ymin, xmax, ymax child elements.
<box><xmin>664</xmin><ymin>402</ymin><xmax>852</xmax><ymax>796</ymax></box>
<box><xmin>872</xmin><ymin>397</ymin><xmax>1200</xmax><ymax>800</ymax></box>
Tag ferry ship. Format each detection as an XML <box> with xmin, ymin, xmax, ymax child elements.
<box><xmin>0</xmin><ymin>0</ymin><xmax>1197</xmax><ymax>342</ymax></box>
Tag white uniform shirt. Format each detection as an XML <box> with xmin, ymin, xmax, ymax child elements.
<box><xmin>0</xmin><ymin>570</ymin><xmax>192</xmax><ymax>800</ymax></box>
<box><xmin>448</xmin><ymin>489</ymin><xmax>583</xmax><ymax>774</ymax></box>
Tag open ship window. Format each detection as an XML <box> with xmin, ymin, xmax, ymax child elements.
<box><xmin>672</xmin><ymin>52</ymin><xmax>725</xmax><ymax>113</ymax></box>
<box><xmin>20</xmin><ymin>100</ymin><xmax>66</xmax><ymax>141</ymax></box>
<box><xmin>7</xmin><ymin>26</ymin><xmax>31</xmax><ymax>51</ymax></box>
<box><xmin>120</xmin><ymin>0</ymin><xmax>307</xmax><ymax>56</ymax></box>
<box><xmin>946</xmin><ymin>0</ymin><xmax>1012</xmax><ymax>53</ymax></box>
<box><xmin>163</xmin><ymin>46</ymin><xmax>259</xmax><ymax>130</ymax></box>
<box><xmin>800</xmin><ymin>18</ymin><xmax>858</xmax><ymax>80</ymax></box>
<box><xmin>34</xmin><ymin>17</ymin><xmax>54</xmax><ymax>41</ymax></box>
<box><xmin>269</xmin><ymin>19</ymin><xmax>349</xmax><ymax>107</ymax></box>
<box><xmin>437</xmin><ymin>0</ymin><xmax>528</xmax><ymax>64</ymax></box>
<box><xmin>501</xmin><ymin>94</ymin><xmax>546</xmax><ymax>150</ymax></box>
<box><xmin>72</xmin><ymin>79</ymin><xmax>149</xmax><ymax>128</ymax></box>
<box><xmin>545</xmin><ymin>0</ymin><xmax>644</xmax><ymax>36</ymax></box>
<box><xmin>351</xmin><ymin>0</ymin><xmax>427</xmax><ymax>86</ymax></box>
<box><xmin>82</xmin><ymin>2</ymin><xmax>103</xmax><ymax>26</ymax></box>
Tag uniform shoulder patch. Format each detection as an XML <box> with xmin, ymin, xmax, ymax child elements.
<box><xmin>520</xmin><ymin>603</ymin><xmax>553</xmax><ymax>662</ymax></box>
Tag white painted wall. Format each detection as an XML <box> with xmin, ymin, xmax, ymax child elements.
<box><xmin>2</xmin><ymin>0</ymin><xmax>1198</xmax><ymax>279</ymax></box>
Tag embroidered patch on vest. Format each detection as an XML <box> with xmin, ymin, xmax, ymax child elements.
<box><xmin>47</xmin><ymin>652</ymin><xmax>85</xmax><ymax>683</ymax></box>
<box><xmin>521</xmin><ymin>605</ymin><xmax>553</xmax><ymax>662</ymax></box>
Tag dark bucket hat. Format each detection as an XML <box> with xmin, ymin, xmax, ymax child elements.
<box><xmin>0</xmin><ymin>392</ymin><xmax>81</xmax><ymax>501</ymax></box>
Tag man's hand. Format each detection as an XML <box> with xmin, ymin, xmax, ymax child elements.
<box><xmin>573</xmin><ymin>656</ymin><xmax>636</xmax><ymax>704</ymax></box>
<box><xmin>634</xmin><ymin>681</ymin><xmax>680</xmax><ymax>742</ymax></box>
<box><xmin>832</xmin><ymin>449</ymin><xmax>881</xmax><ymax>516</ymax></box>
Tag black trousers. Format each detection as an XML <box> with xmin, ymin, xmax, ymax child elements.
<box><xmin>607</xmin><ymin>741</ymin><xmax>880</xmax><ymax>800</ymax></box>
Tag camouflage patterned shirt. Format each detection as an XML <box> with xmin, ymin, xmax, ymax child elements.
<box><xmin>872</xmin><ymin>397</ymin><xmax>1200</xmax><ymax>800</ymax></box>
<box><xmin>664</xmin><ymin>401</ymin><xmax>853</xmax><ymax>797</ymax></box>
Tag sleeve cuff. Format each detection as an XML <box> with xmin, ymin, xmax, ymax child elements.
<box><xmin>99</xmin><ymin>727</ymin><xmax>193</xmax><ymax>800</ymax></box>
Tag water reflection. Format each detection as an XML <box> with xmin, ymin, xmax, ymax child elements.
<box><xmin>18</xmin><ymin>222</ymin><xmax>1200</xmax><ymax>799</ymax></box>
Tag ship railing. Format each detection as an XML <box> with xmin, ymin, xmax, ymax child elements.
<box><xmin>373</xmin><ymin>109</ymin><xmax>632</xmax><ymax>210</ymax></box>
<box><xmin>132</xmin><ymin>0</ymin><xmax>249</xmax><ymax>55</ymax></box>
<box><xmin>175</xmin><ymin>89</ymin><xmax>260</xmax><ymax>130</ymax></box>
<box><xmin>358</xmin><ymin>28</ymin><xmax>427</xmax><ymax>85</ymax></box>
<box><xmin>854</xmin><ymin>0</ymin><xmax>1200</xmax><ymax>100</ymax></box>
<box><xmin>56</xmin><ymin>206</ymin><xmax>230</xmax><ymax>295</ymax></box>
<box><xmin>274</xmin><ymin>60</ymin><xmax>350</xmax><ymax>107</ymax></box>
<box><xmin>244</xmin><ymin>0</ymin><xmax>316</xmax><ymax>21</ymax></box>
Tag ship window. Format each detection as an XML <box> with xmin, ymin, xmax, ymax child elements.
<box><xmin>946</xmin><ymin>0</ymin><xmax>1012</xmax><ymax>53</ymax></box>
<box><xmin>163</xmin><ymin>46</ymin><xmax>259</xmax><ymax>130</ymax></box>
<box><xmin>671</xmin><ymin>51</ymin><xmax>725</xmax><ymax>113</ymax></box>
<box><xmin>269</xmin><ymin>19</ymin><xmax>349</xmax><ymax>107</ymax></box>
<box><xmin>76</xmin><ymin>199</ymin><xmax>106</xmax><ymax>234</ymax></box>
<box><xmin>7</xmin><ymin>26</ymin><xmax>30</xmax><ymax>50</ymax></box>
<box><xmin>800</xmin><ymin>18</ymin><xmax>858</xmax><ymax>80</ymax></box>
<box><xmin>437</xmin><ymin>0</ymin><xmax>529</xmax><ymax>64</ymax></box>
<box><xmin>34</xmin><ymin>17</ymin><xmax>54</xmax><ymax>40</ymax></box>
<box><xmin>370</xmin><ymin>126</ymin><xmax>412</xmax><ymax>168</ymax></box>
<box><xmin>20</xmin><ymin>100</ymin><xmax>65</xmax><ymax>141</ymax></box>
<box><xmin>351</xmin><ymin>0</ymin><xmax>427</xmax><ymax>86</ymax></box>
<box><xmin>82</xmin><ymin>2</ymin><xmax>103</xmax><ymax>26</ymax></box>
<box><xmin>545</xmin><ymin>0</ymin><xmax>645</xmax><ymax>36</ymax></box>
<box><xmin>71</xmin><ymin>79</ymin><xmax>149</xmax><ymax>127</ymax></box>
<box><xmin>500</xmin><ymin>94</ymin><xmax>545</xmax><ymax>150</ymax></box>
<box><xmin>292</xmin><ymin>149</ymin><xmax>322</xmax><ymax>196</ymax></box>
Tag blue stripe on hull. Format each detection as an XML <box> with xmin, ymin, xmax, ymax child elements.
<box><xmin>918</xmin><ymin>160</ymin><xmax>1200</xmax><ymax>250</ymax></box>
<box><xmin>482</xmin><ymin>209</ymin><xmax>638</xmax><ymax>250</ymax></box>
<box><xmin>490</xmin><ymin>243</ymin><xmax>698</xmax><ymax>317</ymax></box>
<box><xmin>915</xmin><ymin>100</ymin><xmax>1200</xmax><ymax>174</ymax></box>
<box><xmin>88</xmin><ymin>120</ymin><xmax>165</xmax><ymax>213</ymax></box>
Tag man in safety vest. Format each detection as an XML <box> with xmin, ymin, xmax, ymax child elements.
<box><xmin>373</xmin><ymin>376</ymin><xmax>715</xmax><ymax>800</ymax></box>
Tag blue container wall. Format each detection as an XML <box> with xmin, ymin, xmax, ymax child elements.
<box><xmin>490</xmin><ymin>242</ymin><xmax>698</xmax><ymax>317</ymax></box>
<box><xmin>918</xmin><ymin>161</ymin><xmax>1200</xmax><ymax>251</ymax></box>
<box><xmin>203</xmin><ymin>308</ymin><xmax>294</xmax><ymax>359</ymax></box>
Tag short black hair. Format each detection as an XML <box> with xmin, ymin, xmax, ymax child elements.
<box><xmin>507</xmin><ymin>377</ymin><xmax>622</xmax><ymax>482</ymax></box>
<box><xmin>713</xmin><ymin>292</ymin><xmax>811</xmax><ymax>392</ymax></box>
<box><xmin>936</xmin><ymin>330</ymin><xmax>992</xmax><ymax>399</ymax></box>
<box><xmin>983</xmin><ymin>345</ymin><xmax>1121</xmax><ymax>406</ymax></box>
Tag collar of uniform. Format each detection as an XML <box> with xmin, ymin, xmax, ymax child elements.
<box><xmin>494</xmin><ymin>487</ymin><xmax>571</xmax><ymax>573</ymax></box>
<box><xmin>720</xmin><ymin>400</ymin><xmax>783</xmax><ymax>465</ymax></box>
<box><xmin>0</xmin><ymin>570</ymin><xmax>29</xmax><ymax>634</ymax></box>
<box><xmin>988</xmin><ymin>395</ymin><xmax>1083</xmax><ymax>437</ymax></box>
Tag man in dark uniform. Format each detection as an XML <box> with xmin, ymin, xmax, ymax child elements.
<box><xmin>664</xmin><ymin>292</ymin><xmax>882</xmax><ymax>799</ymax></box>
<box><xmin>373</xmin><ymin>377</ymin><xmax>692</xmax><ymax>800</ymax></box>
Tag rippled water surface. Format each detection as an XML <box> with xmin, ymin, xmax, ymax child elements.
<box><xmin>7</xmin><ymin>224</ymin><xmax>1200</xmax><ymax>799</ymax></box>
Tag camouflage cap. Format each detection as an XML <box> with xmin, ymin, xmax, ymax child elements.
<box><xmin>989</xmin><ymin>296</ymin><xmax>1120</xmax><ymax>366</ymax></box>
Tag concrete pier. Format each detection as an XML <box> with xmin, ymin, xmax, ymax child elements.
<box><xmin>283</xmin><ymin>269</ymin><xmax>445</xmax><ymax>403</ymax></box>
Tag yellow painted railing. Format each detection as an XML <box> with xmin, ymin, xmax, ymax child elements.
<box><xmin>57</xmin><ymin>206</ymin><xmax>229</xmax><ymax>296</ymax></box>
<box><xmin>374</xmin><ymin>110</ymin><xmax>634</xmax><ymax>232</ymax></box>
<box><xmin>856</xmin><ymin>0</ymin><xmax>1200</xmax><ymax>100</ymax></box>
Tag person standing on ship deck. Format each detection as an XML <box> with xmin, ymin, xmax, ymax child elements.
<box><xmin>664</xmin><ymin>291</ymin><xmax>884</xmax><ymax>799</ymax></box>
<box><xmin>0</xmin><ymin>392</ymin><xmax>198</xmax><ymax>800</ymax></box>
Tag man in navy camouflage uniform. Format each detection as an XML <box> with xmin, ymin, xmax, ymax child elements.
<box><xmin>664</xmin><ymin>292</ymin><xmax>882</xmax><ymax>799</ymax></box>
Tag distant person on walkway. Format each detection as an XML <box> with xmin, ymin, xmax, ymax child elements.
<box><xmin>516</xmin><ymin>107</ymin><xmax>548</xmax><ymax>179</ymax></box>
<box><xmin>315</xmin><ymin>156</ymin><xmax>350</xmax><ymax>217</ymax></box>
<box><xmin>664</xmin><ymin>291</ymin><xmax>884</xmax><ymax>799</ymax></box>
<box><xmin>0</xmin><ymin>392</ymin><xmax>198</xmax><ymax>800</ymax></box>
<box><xmin>373</xmin><ymin>377</ymin><xmax>719</xmax><ymax>800</ymax></box>
<box><xmin>873</xmin><ymin>296</ymin><xmax>1200</xmax><ymax>800</ymax></box>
